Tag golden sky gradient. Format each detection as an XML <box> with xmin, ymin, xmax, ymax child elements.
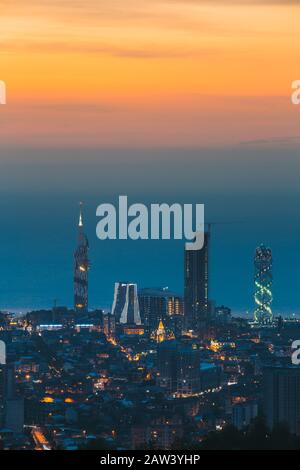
<box><xmin>0</xmin><ymin>0</ymin><xmax>300</xmax><ymax>147</ymax></box>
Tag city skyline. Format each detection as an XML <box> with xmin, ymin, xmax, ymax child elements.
<box><xmin>0</xmin><ymin>200</ymin><xmax>298</xmax><ymax>319</ymax></box>
<box><xmin>1</xmin><ymin>1</ymin><xmax>300</xmax><ymax>315</ymax></box>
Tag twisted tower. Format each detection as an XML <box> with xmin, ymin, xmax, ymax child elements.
<box><xmin>74</xmin><ymin>203</ymin><xmax>89</xmax><ymax>313</ymax></box>
<box><xmin>254</xmin><ymin>244</ymin><xmax>273</xmax><ymax>324</ymax></box>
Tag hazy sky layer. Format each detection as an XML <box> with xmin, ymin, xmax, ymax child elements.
<box><xmin>0</xmin><ymin>1</ymin><xmax>299</xmax><ymax>313</ymax></box>
<box><xmin>0</xmin><ymin>147</ymin><xmax>300</xmax><ymax>314</ymax></box>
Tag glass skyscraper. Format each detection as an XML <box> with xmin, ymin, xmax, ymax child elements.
<box><xmin>184</xmin><ymin>232</ymin><xmax>209</xmax><ymax>334</ymax></box>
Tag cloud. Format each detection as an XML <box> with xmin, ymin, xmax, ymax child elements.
<box><xmin>240</xmin><ymin>136</ymin><xmax>300</xmax><ymax>146</ymax></box>
<box><xmin>0</xmin><ymin>39</ymin><xmax>203</xmax><ymax>58</ymax></box>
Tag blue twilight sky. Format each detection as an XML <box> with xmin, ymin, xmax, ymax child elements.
<box><xmin>0</xmin><ymin>146</ymin><xmax>299</xmax><ymax>316</ymax></box>
<box><xmin>1</xmin><ymin>0</ymin><xmax>300</xmax><ymax>316</ymax></box>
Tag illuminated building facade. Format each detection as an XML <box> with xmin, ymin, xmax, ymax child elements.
<box><xmin>122</xmin><ymin>325</ymin><xmax>145</xmax><ymax>335</ymax></box>
<box><xmin>184</xmin><ymin>232</ymin><xmax>209</xmax><ymax>334</ymax></box>
<box><xmin>151</xmin><ymin>318</ymin><xmax>175</xmax><ymax>343</ymax></box>
<box><xmin>103</xmin><ymin>313</ymin><xmax>116</xmax><ymax>337</ymax></box>
<box><xmin>74</xmin><ymin>204</ymin><xmax>89</xmax><ymax>313</ymax></box>
<box><xmin>139</xmin><ymin>287</ymin><xmax>183</xmax><ymax>334</ymax></box>
<box><xmin>254</xmin><ymin>245</ymin><xmax>273</xmax><ymax>324</ymax></box>
<box><xmin>111</xmin><ymin>282</ymin><xmax>141</xmax><ymax>325</ymax></box>
<box><xmin>154</xmin><ymin>319</ymin><xmax>167</xmax><ymax>343</ymax></box>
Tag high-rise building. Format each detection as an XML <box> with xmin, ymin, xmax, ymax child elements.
<box><xmin>157</xmin><ymin>340</ymin><xmax>220</xmax><ymax>397</ymax></box>
<box><xmin>157</xmin><ymin>340</ymin><xmax>179</xmax><ymax>393</ymax></box>
<box><xmin>103</xmin><ymin>312</ymin><xmax>116</xmax><ymax>337</ymax></box>
<box><xmin>74</xmin><ymin>203</ymin><xmax>89</xmax><ymax>313</ymax></box>
<box><xmin>111</xmin><ymin>282</ymin><xmax>141</xmax><ymax>325</ymax></box>
<box><xmin>0</xmin><ymin>364</ymin><xmax>24</xmax><ymax>434</ymax></box>
<box><xmin>0</xmin><ymin>340</ymin><xmax>5</xmax><ymax>366</ymax></box>
<box><xmin>215</xmin><ymin>305</ymin><xmax>232</xmax><ymax>325</ymax></box>
<box><xmin>263</xmin><ymin>366</ymin><xmax>300</xmax><ymax>435</ymax></box>
<box><xmin>139</xmin><ymin>288</ymin><xmax>183</xmax><ymax>334</ymax></box>
<box><xmin>184</xmin><ymin>232</ymin><xmax>209</xmax><ymax>334</ymax></box>
<box><xmin>157</xmin><ymin>340</ymin><xmax>201</xmax><ymax>396</ymax></box>
<box><xmin>0</xmin><ymin>364</ymin><xmax>5</xmax><ymax>427</ymax></box>
<box><xmin>232</xmin><ymin>401</ymin><xmax>258</xmax><ymax>430</ymax></box>
<box><xmin>5</xmin><ymin>397</ymin><xmax>24</xmax><ymax>434</ymax></box>
<box><xmin>254</xmin><ymin>245</ymin><xmax>273</xmax><ymax>324</ymax></box>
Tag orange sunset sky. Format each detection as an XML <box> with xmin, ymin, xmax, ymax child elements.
<box><xmin>0</xmin><ymin>0</ymin><xmax>300</xmax><ymax>147</ymax></box>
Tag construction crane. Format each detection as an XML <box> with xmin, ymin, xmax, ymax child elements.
<box><xmin>206</xmin><ymin>221</ymin><xmax>243</xmax><ymax>238</ymax></box>
<box><xmin>207</xmin><ymin>221</ymin><xmax>243</xmax><ymax>230</ymax></box>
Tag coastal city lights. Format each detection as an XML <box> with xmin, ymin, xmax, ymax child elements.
<box><xmin>1</xmin><ymin>0</ymin><xmax>300</xmax><ymax>458</ymax></box>
<box><xmin>1</xmin><ymin>205</ymin><xmax>300</xmax><ymax>451</ymax></box>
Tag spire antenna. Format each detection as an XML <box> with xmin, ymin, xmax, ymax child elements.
<box><xmin>79</xmin><ymin>201</ymin><xmax>83</xmax><ymax>227</ymax></box>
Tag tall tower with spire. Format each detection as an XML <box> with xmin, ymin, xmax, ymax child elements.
<box><xmin>74</xmin><ymin>202</ymin><xmax>89</xmax><ymax>313</ymax></box>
